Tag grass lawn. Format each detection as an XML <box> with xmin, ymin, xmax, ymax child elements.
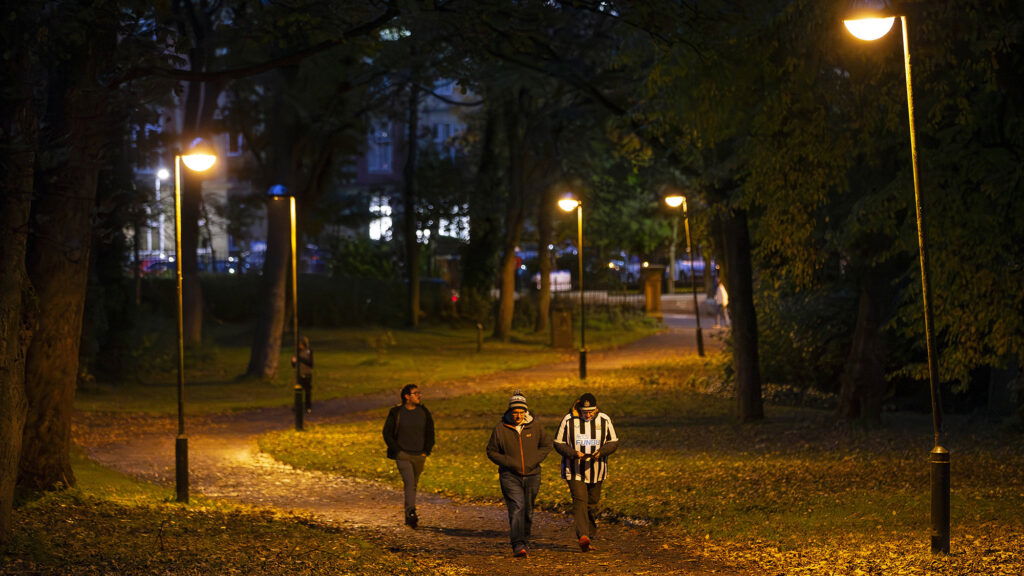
<box><xmin>260</xmin><ymin>354</ymin><xmax>1024</xmax><ymax>575</ymax></box>
<box><xmin>75</xmin><ymin>320</ymin><xmax>659</xmax><ymax>414</ymax></box>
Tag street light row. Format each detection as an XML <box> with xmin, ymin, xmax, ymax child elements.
<box><xmin>172</xmin><ymin>139</ymin><xmax>307</xmax><ymax>504</ymax></box>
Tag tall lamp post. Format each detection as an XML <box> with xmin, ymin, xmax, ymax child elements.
<box><xmin>268</xmin><ymin>185</ymin><xmax>303</xmax><ymax>431</ymax></box>
<box><xmin>664</xmin><ymin>194</ymin><xmax>705</xmax><ymax>357</ymax></box>
<box><xmin>844</xmin><ymin>0</ymin><xmax>949</xmax><ymax>554</ymax></box>
<box><xmin>173</xmin><ymin>139</ymin><xmax>217</xmax><ymax>503</ymax></box>
<box><xmin>558</xmin><ymin>194</ymin><xmax>587</xmax><ymax>379</ymax></box>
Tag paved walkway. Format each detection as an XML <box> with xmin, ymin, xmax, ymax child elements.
<box><xmin>77</xmin><ymin>315</ymin><xmax>741</xmax><ymax>576</ymax></box>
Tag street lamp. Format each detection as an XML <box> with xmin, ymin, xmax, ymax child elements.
<box><xmin>664</xmin><ymin>194</ymin><xmax>705</xmax><ymax>357</ymax></box>
<box><xmin>173</xmin><ymin>138</ymin><xmax>217</xmax><ymax>503</ymax></box>
<box><xmin>844</xmin><ymin>0</ymin><xmax>949</xmax><ymax>554</ymax></box>
<box><xmin>268</xmin><ymin>184</ymin><xmax>303</xmax><ymax>431</ymax></box>
<box><xmin>558</xmin><ymin>194</ymin><xmax>587</xmax><ymax>379</ymax></box>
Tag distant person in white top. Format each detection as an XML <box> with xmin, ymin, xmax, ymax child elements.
<box><xmin>713</xmin><ymin>278</ymin><xmax>729</xmax><ymax>327</ymax></box>
<box><xmin>554</xmin><ymin>393</ymin><xmax>619</xmax><ymax>552</ymax></box>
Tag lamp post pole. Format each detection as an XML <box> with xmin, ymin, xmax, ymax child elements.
<box><xmin>290</xmin><ymin>195</ymin><xmax>303</xmax><ymax>431</ymax></box>
<box><xmin>845</xmin><ymin>6</ymin><xmax>948</xmax><ymax>553</ymax></box>
<box><xmin>172</xmin><ymin>154</ymin><xmax>188</xmax><ymax>504</ymax></box>
<box><xmin>576</xmin><ymin>202</ymin><xmax>586</xmax><ymax>379</ymax></box>
<box><xmin>681</xmin><ymin>198</ymin><xmax>705</xmax><ymax>357</ymax></box>
<box><xmin>665</xmin><ymin>194</ymin><xmax>705</xmax><ymax>356</ymax></box>
<box><xmin>559</xmin><ymin>195</ymin><xmax>586</xmax><ymax>379</ymax></box>
<box><xmin>172</xmin><ymin>140</ymin><xmax>217</xmax><ymax>504</ymax></box>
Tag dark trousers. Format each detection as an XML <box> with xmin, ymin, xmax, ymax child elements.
<box><xmin>395</xmin><ymin>451</ymin><xmax>426</xmax><ymax>514</ymax></box>
<box><xmin>499</xmin><ymin>470</ymin><xmax>541</xmax><ymax>552</ymax></box>
<box><xmin>567</xmin><ymin>479</ymin><xmax>602</xmax><ymax>539</ymax></box>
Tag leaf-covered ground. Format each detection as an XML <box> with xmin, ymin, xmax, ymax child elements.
<box><xmin>260</xmin><ymin>356</ymin><xmax>1024</xmax><ymax>575</ymax></box>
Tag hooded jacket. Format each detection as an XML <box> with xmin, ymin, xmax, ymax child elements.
<box><xmin>486</xmin><ymin>410</ymin><xmax>551</xmax><ymax>476</ymax></box>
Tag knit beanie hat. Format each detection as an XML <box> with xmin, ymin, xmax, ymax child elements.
<box><xmin>508</xmin><ymin>390</ymin><xmax>528</xmax><ymax>411</ymax></box>
<box><xmin>578</xmin><ymin>393</ymin><xmax>598</xmax><ymax>412</ymax></box>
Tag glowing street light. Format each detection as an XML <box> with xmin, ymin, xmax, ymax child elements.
<box><xmin>664</xmin><ymin>194</ymin><xmax>705</xmax><ymax>357</ymax></box>
<box><xmin>558</xmin><ymin>194</ymin><xmax>587</xmax><ymax>379</ymax></box>
<box><xmin>173</xmin><ymin>138</ymin><xmax>216</xmax><ymax>503</ymax></box>
<box><xmin>844</xmin><ymin>0</ymin><xmax>949</xmax><ymax>554</ymax></box>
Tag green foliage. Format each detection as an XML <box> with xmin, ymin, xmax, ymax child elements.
<box><xmin>327</xmin><ymin>238</ymin><xmax>397</xmax><ymax>281</ymax></box>
<box><xmin>755</xmin><ymin>282</ymin><xmax>857</xmax><ymax>395</ymax></box>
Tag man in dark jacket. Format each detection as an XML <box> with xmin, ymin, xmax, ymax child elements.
<box><xmin>486</xmin><ymin>390</ymin><xmax>551</xmax><ymax>558</ymax></box>
<box><xmin>382</xmin><ymin>384</ymin><xmax>435</xmax><ymax>528</ymax></box>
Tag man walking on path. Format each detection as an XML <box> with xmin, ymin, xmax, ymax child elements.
<box><xmin>486</xmin><ymin>391</ymin><xmax>551</xmax><ymax>557</ymax></box>
<box><xmin>554</xmin><ymin>392</ymin><xmax>619</xmax><ymax>552</ymax></box>
<box><xmin>382</xmin><ymin>384</ymin><xmax>435</xmax><ymax>529</ymax></box>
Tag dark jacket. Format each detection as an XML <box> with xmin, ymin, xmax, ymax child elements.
<box><xmin>486</xmin><ymin>410</ymin><xmax>551</xmax><ymax>476</ymax></box>
<box><xmin>382</xmin><ymin>404</ymin><xmax>435</xmax><ymax>460</ymax></box>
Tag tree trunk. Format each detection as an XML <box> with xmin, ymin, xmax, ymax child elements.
<box><xmin>838</xmin><ymin>273</ymin><xmax>888</xmax><ymax>424</ymax></box>
<box><xmin>246</xmin><ymin>196</ymin><xmax>291</xmax><ymax>378</ymax></box>
<box><xmin>21</xmin><ymin>22</ymin><xmax>112</xmax><ymax>490</ymax></box>
<box><xmin>494</xmin><ymin>95</ymin><xmax>528</xmax><ymax>341</ymax></box>
<box><xmin>535</xmin><ymin>184</ymin><xmax>554</xmax><ymax>333</ymax></box>
<box><xmin>463</xmin><ymin>109</ymin><xmax>502</xmax><ymax>322</ymax></box>
<box><xmin>720</xmin><ymin>208</ymin><xmax>764</xmax><ymax>422</ymax></box>
<box><xmin>403</xmin><ymin>84</ymin><xmax>422</xmax><ymax>328</ymax></box>
<box><xmin>0</xmin><ymin>24</ymin><xmax>36</xmax><ymax>541</ymax></box>
<box><xmin>177</xmin><ymin>0</ymin><xmax>225</xmax><ymax>347</ymax></box>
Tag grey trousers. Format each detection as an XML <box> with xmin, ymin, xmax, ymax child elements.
<box><xmin>395</xmin><ymin>451</ymin><xmax>427</xmax><ymax>513</ymax></box>
<box><xmin>567</xmin><ymin>479</ymin><xmax>602</xmax><ymax>539</ymax></box>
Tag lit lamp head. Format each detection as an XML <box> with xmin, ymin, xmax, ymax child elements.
<box><xmin>557</xmin><ymin>194</ymin><xmax>581</xmax><ymax>212</ymax></box>
<box><xmin>843</xmin><ymin>0</ymin><xmax>896</xmax><ymax>41</ymax></box>
<box><xmin>180</xmin><ymin>137</ymin><xmax>217</xmax><ymax>172</ymax></box>
<box><xmin>664</xmin><ymin>194</ymin><xmax>686</xmax><ymax>210</ymax></box>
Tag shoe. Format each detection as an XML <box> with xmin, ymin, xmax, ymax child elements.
<box><xmin>513</xmin><ymin>547</ymin><xmax>528</xmax><ymax>558</ymax></box>
<box><xmin>405</xmin><ymin>510</ymin><xmax>418</xmax><ymax>529</ymax></box>
<box><xmin>578</xmin><ymin>535</ymin><xmax>591</xmax><ymax>552</ymax></box>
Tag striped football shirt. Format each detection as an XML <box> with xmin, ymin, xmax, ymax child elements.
<box><xmin>555</xmin><ymin>412</ymin><xmax>618</xmax><ymax>483</ymax></box>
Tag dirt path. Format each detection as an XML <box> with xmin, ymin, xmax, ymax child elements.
<box><xmin>77</xmin><ymin>318</ymin><xmax>745</xmax><ymax>576</ymax></box>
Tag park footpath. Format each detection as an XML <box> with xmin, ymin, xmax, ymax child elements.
<box><xmin>75</xmin><ymin>315</ymin><xmax>745</xmax><ymax>576</ymax></box>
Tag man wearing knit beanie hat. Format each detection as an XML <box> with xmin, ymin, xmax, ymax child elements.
<box><xmin>486</xmin><ymin>390</ymin><xmax>551</xmax><ymax>557</ymax></box>
<box><xmin>554</xmin><ymin>392</ymin><xmax>619</xmax><ymax>552</ymax></box>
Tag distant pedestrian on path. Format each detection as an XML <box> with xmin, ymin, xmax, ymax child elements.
<box><xmin>382</xmin><ymin>384</ymin><xmax>435</xmax><ymax>529</ymax></box>
<box><xmin>554</xmin><ymin>392</ymin><xmax>619</xmax><ymax>552</ymax></box>
<box><xmin>486</xmin><ymin>391</ymin><xmax>551</xmax><ymax>558</ymax></box>
<box><xmin>713</xmin><ymin>278</ymin><xmax>730</xmax><ymax>327</ymax></box>
<box><xmin>290</xmin><ymin>336</ymin><xmax>314</xmax><ymax>413</ymax></box>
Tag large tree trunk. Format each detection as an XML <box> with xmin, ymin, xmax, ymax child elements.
<box><xmin>0</xmin><ymin>20</ymin><xmax>36</xmax><ymax>541</ymax></box>
<box><xmin>21</xmin><ymin>21</ymin><xmax>112</xmax><ymax>490</ymax></box>
<box><xmin>720</xmin><ymin>208</ymin><xmax>764</xmax><ymax>423</ymax></box>
<box><xmin>462</xmin><ymin>109</ymin><xmax>502</xmax><ymax>321</ymax></box>
<box><xmin>245</xmin><ymin>68</ymin><xmax>300</xmax><ymax>379</ymax></box>
<box><xmin>838</xmin><ymin>273</ymin><xmax>888</xmax><ymax>423</ymax></box>
<box><xmin>403</xmin><ymin>85</ymin><xmax>421</xmax><ymax>327</ymax></box>
<box><xmin>535</xmin><ymin>184</ymin><xmax>554</xmax><ymax>333</ymax></box>
<box><xmin>246</xmin><ymin>197</ymin><xmax>291</xmax><ymax>378</ymax></box>
<box><xmin>176</xmin><ymin>0</ymin><xmax>226</xmax><ymax>347</ymax></box>
<box><xmin>494</xmin><ymin>95</ymin><xmax>528</xmax><ymax>341</ymax></box>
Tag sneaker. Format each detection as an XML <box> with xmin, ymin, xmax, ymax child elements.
<box><xmin>405</xmin><ymin>510</ymin><xmax>418</xmax><ymax>529</ymax></box>
<box><xmin>578</xmin><ymin>535</ymin><xmax>591</xmax><ymax>552</ymax></box>
<box><xmin>513</xmin><ymin>547</ymin><xmax>528</xmax><ymax>558</ymax></box>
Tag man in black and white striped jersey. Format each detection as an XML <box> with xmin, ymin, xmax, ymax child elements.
<box><xmin>553</xmin><ymin>392</ymin><xmax>619</xmax><ymax>552</ymax></box>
